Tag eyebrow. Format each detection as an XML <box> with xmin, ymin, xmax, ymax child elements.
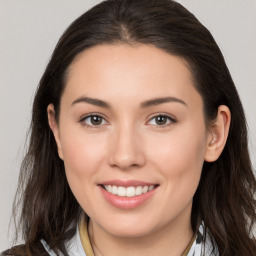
<box><xmin>71</xmin><ymin>96</ymin><xmax>187</xmax><ymax>108</ymax></box>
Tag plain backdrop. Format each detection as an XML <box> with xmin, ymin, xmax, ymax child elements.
<box><xmin>0</xmin><ymin>0</ymin><xmax>255</xmax><ymax>251</ymax></box>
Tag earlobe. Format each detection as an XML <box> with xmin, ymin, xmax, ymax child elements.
<box><xmin>47</xmin><ymin>104</ymin><xmax>64</xmax><ymax>160</ymax></box>
<box><xmin>204</xmin><ymin>105</ymin><xmax>231</xmax><ymax>162</ymax></box>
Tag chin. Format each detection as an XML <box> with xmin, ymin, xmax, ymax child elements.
<box><xmin>98</xmin><ymin>215</ymin><xmax>160</xmax><ymax>238</ymax></box>
<box><xmin>107</xmin><ymin>226</ymin><xmax>154</xmax><ymax>238</ymax></box>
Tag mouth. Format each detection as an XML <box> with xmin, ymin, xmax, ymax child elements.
<box><xmin>98</xmin><ymin>180</ymin><xmax>159</xmax><ymax>209</ymax></box>
<box><xmin>101</xmin><ymin>184</ymin><xmax>158</xmax><ymax>198</ymax></box>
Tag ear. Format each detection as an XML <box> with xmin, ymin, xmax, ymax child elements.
<box><xmin>47</xmin><ymin>104</ymin><xmax>64</xmax><ymax>160</ymax></box>
<box><xmin>204</xmin><ymin>105</ymin><xmax>231</xmax><ymax>162</ymax></box>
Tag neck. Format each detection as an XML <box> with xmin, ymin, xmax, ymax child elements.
<box><xmin>88</xmin><ymin>211</ymin><xmax>194</xmax><ymax>256</ymax></box>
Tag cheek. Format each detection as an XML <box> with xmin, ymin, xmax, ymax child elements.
<box><xmin>147</xmin><ymin>122</ymin><xmax>207</xmax><ymax>192</ymax></box>
<box><xmin>145</xmin><ymin>125</ymin><xmax>206</xmax><ymax>220</ymax></box>
<box><xmin>59</xmin><ymin>124</ymin><xmax>108</xmax><ymax>196</ymax></box>
<box><xmin>59</xmin><ymin>128</ymin><xmax>110</xmax><ymax>216</ymax></box>
<box><xmin>60</xmin><ymin>126</ymin><xmax>106</xmax><ymax>170</ymax></box>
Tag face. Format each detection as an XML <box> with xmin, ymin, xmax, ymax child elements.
<box><xmin>49</xmin><ymin>44</ymin><xmax>212</xmax><ymax>238</ymax></box>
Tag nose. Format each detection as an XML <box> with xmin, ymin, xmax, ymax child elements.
<box><xmin>108</xmin><ymin>125</ymin><xmax>146</xmax><ymax>170</ymax></box>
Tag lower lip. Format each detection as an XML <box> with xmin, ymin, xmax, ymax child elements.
<box><xmin>99</xmin><ymin>186</ymin><xmax>158</xmax><ymax>209</ymax></box>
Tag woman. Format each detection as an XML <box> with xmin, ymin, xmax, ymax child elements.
<box><xmin>2</xmin><ymin>0</ymin><xmax>256</xmax><ymax>255</ymax></box>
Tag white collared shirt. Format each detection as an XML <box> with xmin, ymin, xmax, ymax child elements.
<box><xmin>41</xmin><ymin>223</ymin><xmax>218</xmax><ymax>256</ymax></box>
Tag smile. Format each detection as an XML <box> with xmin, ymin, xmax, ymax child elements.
<box><xmin>99</xmin><ymin>181</ymin><xmax>159</xmax><ymax>209</ymax></box>
<box><xmin>103</xmin><ymin>185</ymin><xmax>155</xmax><ymax>197</ymax></box>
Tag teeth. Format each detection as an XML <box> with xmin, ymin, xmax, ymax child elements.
<box><xmin>106</xmin><ymin>185</ymin><xmax>112</xmax><ymax>193</ymax></box>
<box><xmin>103</xmin><ymin>185</ymin><xmax>155</xmax><ymax>197</ymax></box>
<box><xmin>117</xmin><ymin>186</ymin><xmax>126</xmax><ymax>196</ymax></box>
<box><xmin>126</xmin><ymin>187</ymin><xmax>136</xmax><ymax>197</ymax></box>
<box><xmin>149</xmin><ymin>185</ymin><xmax>154</xmax><ymax>191</ymax></box>
<box><xmin>112</xmin><ymin>185</ymin><xmax>118</xmax><ymax>195</ymax></box>
<box><xmin>135</xmin><ymin>186</ymin><xmax>142</xmax><ymax>195</ymax></box>
<box><xmin>142</xmin><ymin>186</ymin><xmax>148</xmax><ymax>193</ymax></box>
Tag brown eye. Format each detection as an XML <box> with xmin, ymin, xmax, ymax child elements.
<box><xmin>155</xmin><ymin>115</ymin><xmax>168</xmax><ymax>125</ymax></box>
<box><xmin>147</xmin><ymin>114</ymin><xmax>176</xmax><ymax>127</ymax></box>
<box><xmin>91</xmin><ymin>115</ymin><xmax>103</xmax><ymax>125</ymax></box>
<box><xmin>80</xmin><ymin>114</ymin><xmax>107</xmax><ymax>127</ymax></box>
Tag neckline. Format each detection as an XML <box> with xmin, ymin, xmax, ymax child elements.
<box><xmin>79</xmin><ymin>213</ymin><xmax>197</xmax><ymax>256</ymax></box>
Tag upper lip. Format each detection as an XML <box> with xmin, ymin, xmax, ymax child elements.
<box><xmin>100</xmin><ymin>180</ymin><xmax>158</xmax><ymax>187</ymax></box>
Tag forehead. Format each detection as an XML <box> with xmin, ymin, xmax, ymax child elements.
<box><xmin>63</xmin><ymin>44</ymin><xmax>202</xmax><ymax>109</ymax></box>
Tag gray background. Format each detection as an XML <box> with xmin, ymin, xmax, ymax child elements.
<box><xmin>0</xmin><ymin>0</ymin><xmax>255</xmax><ymax>251</ymax></box>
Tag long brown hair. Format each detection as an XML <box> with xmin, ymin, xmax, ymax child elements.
<box><xmin>11</xmin><ymin>0</ymin><xmax>256</xmax><ymax>255</ymax></box>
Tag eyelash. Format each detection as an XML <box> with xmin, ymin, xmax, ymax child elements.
<box><xmin>79</xmin><ymin>113</ymin><xmax>177</xmax><ymax>129</ymax></box>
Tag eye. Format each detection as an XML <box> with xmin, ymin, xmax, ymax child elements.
<box><xmin>80</xmin><ymin>114</ymin><xmax>107</xmax><ymax>128</ymax></box>
<box><xmin>147</xmin><ymin>114</ymin><xmax>176</xmax><ymax>126</ymax></box>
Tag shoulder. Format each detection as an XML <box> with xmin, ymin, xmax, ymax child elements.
<box><xmin>1</xmin><ymin>243</ymin><xmax>49</xmax><ymax>256</ymax></box>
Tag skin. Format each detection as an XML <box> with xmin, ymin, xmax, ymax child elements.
<box><xmin>48</xmin><ymin>44</ymin><xmax>230</xmax><ymax>256</ymax></box>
